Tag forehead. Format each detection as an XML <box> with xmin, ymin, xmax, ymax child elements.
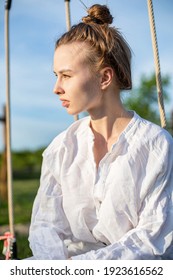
<box><xmin>54</xmin><ymin>42</ymin><xmax>88</xmax><ymax>69</ymax></box>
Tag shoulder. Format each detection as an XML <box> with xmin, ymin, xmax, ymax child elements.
<box><xmin>135</xmin><ymin>112</ymin><xmax>172</xmax><ymax>143</ymax></box>
<box><xmin>43</xmin><ymin>116</ymin><xmax>90</xmax><ymax>156</ymax></box>
<box><xmin>133</xmin><ymin>112</ymin><xmax>173</xmax><ymax>161</ymax></box>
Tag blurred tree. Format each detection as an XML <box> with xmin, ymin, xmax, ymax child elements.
<box><xmin>12</xmin><ymin>148</ymin><xmax>44</xmax><ymax>180</ymax></box>
<box><xmin>123</xmin><ymin>73</ymin><xmax>171</xmax><ymax>127</ymax></box>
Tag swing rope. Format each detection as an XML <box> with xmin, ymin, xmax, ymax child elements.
<box><xmin>5</xmin><ymin>0</ymin><xmax>15</xmax><ymax>240</ymax></box>
<box><xmin>147</xmin><ymin>0</ymin><xmax>166</xmax><ymax>128</ymax></box>
<box><xmin>0</xmin><ymin>232</ymin><xmax>15</xmax><ymax>260</ymax></box>
<box><xmin>0</xmin><ymin>0</ymin><xmax>18</xmax><ymax>260</ymax></box>
<box><xmin>64</xmin><ymin>0</ymin><xmax>79</xmax><ymax>121</ymax></box>
<box><xmin>65</xmin><ymin>0</ymin><xmax>71</xmax><ymax>32</ymax></box>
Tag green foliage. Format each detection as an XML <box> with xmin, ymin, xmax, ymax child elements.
<box><xmin>123</xmin><ymin>73</ymin><xmax>170</xmax><ymax>125</ymax></box>
<box><xmin>15</xmin><ymin>232</ymin><xmax>32</xmax><ymax>259</ymax></box>
<box><xmin>0</xmin><ymin>148</ymin><xmax>44</xmax><ymax>180</ymax></box>
<box><xmin>12</xmin><ymin>148</ymin><xmax>44</xmax><ymax>179</ymax></box>
<box><xmin>0</xmin><ymin>179</ymin><xmax>39</xmax><ymax>224</ymax></box>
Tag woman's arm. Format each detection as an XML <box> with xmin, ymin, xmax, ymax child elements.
<box><xmin>28</xmin><ymin>155</ymin><xmax>72</xmax><ymax>260</ymax></box>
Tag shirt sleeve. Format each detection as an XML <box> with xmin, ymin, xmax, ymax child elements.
<box><xmin>28</xmin><ymin>153</ymin><xmax>73</xmax><ymax>260</ymax></box>
<box><xmin>72</xmin><ymin>135</ymin><xmax>173</xmax><ymax>260</ymax></box>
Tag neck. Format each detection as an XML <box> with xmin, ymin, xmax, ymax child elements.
<box><xmin>87</xmin><ymin>89</ymin><xmax>133</xmax><ymax>168</ymax></box>
<box><xmin>89</xmin><ymin>98</ymin><xmax>131</xmax><ymax>141</ymax></box>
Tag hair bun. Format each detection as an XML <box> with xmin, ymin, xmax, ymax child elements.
<box><xmin>82</xmin><ymin>4</ymin><xmax>113</xmax><ymax>25</ymax></box>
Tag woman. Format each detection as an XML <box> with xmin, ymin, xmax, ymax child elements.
<box><xmin>28</xmin><ymin>4</ymin><xmax>173</xmax><ymax>260</ymax></box>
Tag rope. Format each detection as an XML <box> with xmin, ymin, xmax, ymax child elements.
<box><xmin>64</xmin><ymin>0</ymin><xmax>79</xmax><ymax>121</ymax></box>
<box><xmin>147</xmin><ymin>0</ymin><xmax>166</xmax><ymax>128</ymax></box>
<box><xmin>5</xmin><ymin>5</ymin><xmax>15</xmax><ymax>238</ymax></box>
<box><xmin>65</xmin><ymin>0</ymin><xmax>71</xmax><ymax>32</ymax></box>
<box><xmin>4</xmin><ymin>1</ymin><xmax>18</xmax><ymax>259</ymax></box>
<box><xmin>0</xmin><ymin>232</ymin><xmax>14</xmax><ymax>260</ymax></box>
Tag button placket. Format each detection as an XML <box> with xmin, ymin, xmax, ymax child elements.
<box><xmin>93</xmin><ymin>153</ymin><xmax>112</xmax><ymax>216</ymax></box>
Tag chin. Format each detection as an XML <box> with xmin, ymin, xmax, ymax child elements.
<box><xmin>67</xmin><ymin>108</ymin><xmax>84</xmax><ymax>116</ymax></box>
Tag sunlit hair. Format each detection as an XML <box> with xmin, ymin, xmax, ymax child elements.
<box><xmin>55</xmin><ymin>4</ymin><xmax>132</xmax><ymax>90</ymax></box>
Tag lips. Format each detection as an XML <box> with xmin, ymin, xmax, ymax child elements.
<box><xmin>60</xmin><ymin>99</ymin><xmax>70</xmax><ymax>108</ymax></box>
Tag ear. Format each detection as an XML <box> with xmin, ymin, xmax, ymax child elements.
<box><xmin>100</xmin><ymin>67</ymin><xmax>114</xmax><ymax>90</ymax></box>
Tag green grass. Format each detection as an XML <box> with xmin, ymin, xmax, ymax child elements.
<box><xmin>0</xmin><ymin>179</ymin><xmax>39</xmax><ymax>259</ymax></box>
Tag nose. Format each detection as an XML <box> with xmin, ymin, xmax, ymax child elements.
<box><xmin>53</xmin><ymin>78</ymin><xmax>65</xmax><ymax>95</ymax></box>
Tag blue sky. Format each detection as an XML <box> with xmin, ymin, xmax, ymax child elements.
<box><xmin>0</xmin><ymin>0</ymin><xmax>172</xmax><ymax>151</ymax></box>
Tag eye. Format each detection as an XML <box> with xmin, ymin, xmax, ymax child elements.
<box><xmin>62</xmin><ymin>74</ymin><xmax>70</xmax><ymax>79</ymax></box>
<box><xmin>53</xmin><ymin>72</ymin><xmax>58</xmax><ymax>78</ymax></box>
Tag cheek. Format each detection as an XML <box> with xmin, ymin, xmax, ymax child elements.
<box><xmin>80</xmin><ymin>74</ymin><xmax>100</xmax><ymax>95</ymax></box>
<box><xmin>66</xmin><ymin>72</ymin><xmax>100</xmax><ymax>103</ymax></box>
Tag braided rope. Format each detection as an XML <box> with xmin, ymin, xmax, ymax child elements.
<box><xmin>147</xmin><ymin>0</ymin><xmax>166</xmax><ymax>128</ymax></box>
<box><xmin>5</xmin><ymin>8</ymin><xmax>15</xmax><ymax>237</ymax></box>
<box><xmin>64</xmin><ymin>0</ymin><xmax>79</xmax><ymax>121</ymax></box>
<box><xmin>65</xmin><ymin>0</ymin><xmax>71</xmax><ymax>31</ymax></box>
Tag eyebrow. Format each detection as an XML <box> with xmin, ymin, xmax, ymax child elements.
<box><xmin>53</xmin><ymin>69</ymin><xmax>73</xmax><ymax>75</ymax></box>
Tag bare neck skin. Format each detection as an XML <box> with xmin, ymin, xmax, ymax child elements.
<box><xmin>88</xmin><ymin>88</ymin><xmax>133</xmax><ymax>168</ymax></box>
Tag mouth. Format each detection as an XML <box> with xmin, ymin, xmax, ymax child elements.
<box><xmin>60</xmin><ymin>99</ymin><xmax>70</xmax><ymax>108</ymax></box>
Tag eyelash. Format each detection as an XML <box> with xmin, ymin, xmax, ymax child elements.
<box><xmin>54</xmin><ymin>73</ymin><xmax>71</xmax><ymax>80</ymax></box>
<box><xmin>62</xmin><ymin>74</ymin><xmax>70</xmax><ymax>79</ymax></box>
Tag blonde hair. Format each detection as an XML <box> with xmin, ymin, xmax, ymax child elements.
<box><xmin>55</xmin><ymin>4</ymin><xmax>132</xmax><ymax>90</ymax></box>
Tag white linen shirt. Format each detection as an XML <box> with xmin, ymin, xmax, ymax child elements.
<box><xmin>29</xmin><ymin>112</ymin><xmax>173</xmax><ymax>259</ymax></box>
